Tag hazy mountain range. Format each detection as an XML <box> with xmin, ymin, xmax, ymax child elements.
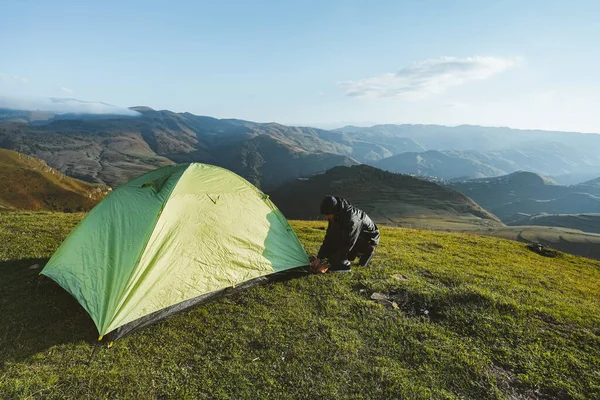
<box><xmin>450</xmin><ymin>171</ymin><xmax>600</xmax><ymax>223</ymax></box>
<box><xmin>2</xmin><ymin>104</ymin><xmax>600</xmax><ymax>191</ymax></box>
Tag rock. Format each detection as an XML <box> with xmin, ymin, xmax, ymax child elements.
<box><xmin>370</xmin><ymin>292</ymin><xmax>389</xmax><ymax>301</ymax></box>
<box><xmin>526</xmin><ymin>243</ymin><xmax>559</xmax><ymax>258</ymax></box>
<box><xmin>370</xmin><ymin>292</ymin><xmax>400</xmax><ymax>310</ymax></box>
<box><xmin>29</xmin><ymin>264</ymin><xmax>40</xmax><ymax>270</ymax></box>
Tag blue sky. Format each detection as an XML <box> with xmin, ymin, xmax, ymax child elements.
<box><xmin>1</xmin><ymin>0</ymin><xmax>600</xmax><ymax>132</ymax></box>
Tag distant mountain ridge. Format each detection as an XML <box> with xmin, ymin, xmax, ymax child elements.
<box><xmin>2</xmin><ymin>106</ymin><xmax>600</xmax><ymax>189</ymax></box>
<box><xmin>0</xmin><ymin>108</ymin><xmax>359</xmax><ymax>189</ymax></box>
<box><xmin>374</xmin><ymin>145</ymin><xmax>600</xmax><ymax>181</ymax></box>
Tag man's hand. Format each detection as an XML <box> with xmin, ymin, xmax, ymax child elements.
<box><xmin>309</xmin><ymin>257</ymin><xmax>328</xmax><ymax>273</ymax></box>
<box><xmin>310</xmin><ymin>257</ymin><xmax>321</xmax><ymax>269</ymax></box>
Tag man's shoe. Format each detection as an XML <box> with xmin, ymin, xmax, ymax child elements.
<box><xmin>329</xmin><ymin>267</ymin><xmax>351</xmax><ymax>273</ymax></box>
<box><xmin>328</xmin><ymin>260</ymin><xmax>352</xmax><ymax>273</ymax></box>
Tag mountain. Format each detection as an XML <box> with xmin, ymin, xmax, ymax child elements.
<box><xmin>374</xmin><ymin>150</ymin><xmax>507</xmax><ymax>180</ymax></box>
<box><xmin>340</xmin><ymin>124</ymin><xmax>600</xmax><ymax>180</ymax></box>
<box><xmin>200</xmin><ymin>134</ymin><xmax>357</xmax><ymax>189</ymax></box>
<box><xmin>577</xmin><ymin>176</ymin><xmax>600</xmax><ymax>188</ymax></box>
<box><xmin>337</xmin><ymin>124</ymin><xmax>600</xmax><ymax>153</ymax></box>
<box><xmin>3</xmin><ymin>105</ymin><xmax>600</xmax><ymax>189</ymax></box>
<box><xmin>549</xmin><ymin>172</ymin><xmax>600</xmax><ymax>186</ymax></box>
<box><xmin>0</xmin><ymin>149</ymin><xmax>109</xmax><ymax>211</ymax></box>
<box><xmin>268</xmin><ymin>164</ymin><xmax>501</xmax><ymax>227</ymax></box>
<box><xmin>0</xmin><ymin>108</ymin><xmax>358</xmax><ymax>189</ymax></box>
<box><xmin>374</xmin><ymin>143</ymin><xmax>600</xmax><ymax>181</ymax></box>
<box><xmin>450</xmin><ymin>171</ymin><xmax>600</xmax><ymax>223</ymax></box>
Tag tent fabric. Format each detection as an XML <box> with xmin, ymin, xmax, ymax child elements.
<box><xmin>41</xmin><ymin>163</ymin><xmax>309</xmax><ymax>338</ymax></box>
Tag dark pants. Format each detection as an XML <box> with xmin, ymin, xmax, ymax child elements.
<box><xmin>329</xmin><ymin>238</ymin><xmax>377</xmax><ymax>270</ymax></box>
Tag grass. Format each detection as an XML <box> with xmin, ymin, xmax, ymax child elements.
<box><xmin>1</xmin><ymin>212</ymin><xmax>599</xmax><ymax>399</ymax></box>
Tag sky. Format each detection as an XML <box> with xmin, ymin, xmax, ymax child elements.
<box><xmin>1</xmin><ymin>0</ymin><xmax>600</xmax><ymax>132</ymax></box>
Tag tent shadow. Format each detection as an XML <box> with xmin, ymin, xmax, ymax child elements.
<box><xmin>0</xmin><ymin>257</ymin><xmax>98</xmax><ymax>366</ymax></box>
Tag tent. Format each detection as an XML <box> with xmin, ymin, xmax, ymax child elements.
<box><xmin>41</xmin><ymin>163</ymin><xmax>309</xmax><ymax>340</ymax></box>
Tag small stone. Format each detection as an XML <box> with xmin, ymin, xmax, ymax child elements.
<box><xmin>370</xmin><ymin>292</ymin><xmax>389</xmax><ymax>301</ymax></box>
<box><xmin>29</xmin><ymin>264</ymin><xmax>40</xmax><ymax>270</ymax></box>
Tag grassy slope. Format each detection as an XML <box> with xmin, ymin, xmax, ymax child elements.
<box><xmin>392</xmin><ymin>218</ymin><xmax>600</xmax><ymax>261</ymax></box>
<box><xmin>0</xmin><ymin>149</ymin><xmax>109</xmax><ymax>211</ymax></box>
<box><xmin>1</xmin><ymin>213</ymin><xmax>599</xmax><ymax>399</ymax></box>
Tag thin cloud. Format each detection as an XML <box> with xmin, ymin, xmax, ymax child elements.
<box><xmin>339</xmin><ymin>56</ymin><xmax>520</xmax><ymax>100</ymax></box>
<box><xmin>445</xmin><ymin>101</ymin><xmax>469</xmax><ymax>109</ymax></box>
<box><xmin>0</xmin><ymin>72</ymin><xmax>29</xmax><ymax>84</ymax></box>
<box><xmin>0</xmin><ymin>95</ymin><xmax>141</xmax><ymax>116</ymax></box>
<box><xmin>61</xmin><ymin>87</ymin><xmax>74</xmax><ymax>94</ymax></box>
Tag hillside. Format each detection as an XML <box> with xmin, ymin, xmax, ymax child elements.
<box><xmin>492</xmin><ymin>193</ymin><xmax>600</xmax><ymax>223</ymax></box>
<box><xmin>450</xmin><ymin>171</ymin><xmax>600</xmax><ymax>223</ymax></box>
<box><xmin>0</xmin><ymin>149</ymin><xmax>109</xmax><ymax>211</ymax></box>
<box><xmin>549</xmin><ymin>172</ymin><xmax>600</xmax><ymax>186</ymax></box>
<box><xmin>374</xmin><ymin>150</ymin><xmax>507</xmax><ymax>180</ymax></box>
<box><xmin>1</xmin><ymin>212</ymin><xmax>599</xmax><ymax>399</ymax></box>
<box><xmin>269</xmin><ymin>165</ymin><xmax>501</xmax><ymax>227</ymax></box>
<box><xmin>578</xmin><ymin>176</ymin><xmax>600</xmax><ymax>188</ymax></box>
<box><xmin>508</xmin><ymin>213</ymin><xmax>600</xmax><ymax>233</ymax></box>
<box><xmin>180</xmin><ymin>133</ymin><xmax>358</xmax><ymax>190</ymax></box>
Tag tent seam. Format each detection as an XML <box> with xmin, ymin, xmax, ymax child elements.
<box><xmin>100</xmin><ymin>165</ymin><xmax>188</xmax><ymax>335</ymax></box>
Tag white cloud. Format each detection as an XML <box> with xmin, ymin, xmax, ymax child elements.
<box><xmin>0</xmin><ymin>95</ymin><xmax>141</xmax><ymax>116</ymax></box>
<box><xmin>339</xmin><ymin>56</ymin><xmax>520</xmax><ymax>100</ymax></box>
<box><xmin>61</xmin><ymin>87</ymin><xmax>74</xmax><ymax>94</ymax></box>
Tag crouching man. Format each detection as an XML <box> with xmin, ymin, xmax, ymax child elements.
<box><xmin>310</xmin><ymin>195</ymin><xmax>380</xmax><ymax>273</ymax></box>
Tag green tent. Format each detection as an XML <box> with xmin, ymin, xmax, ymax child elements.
<box><xmin>41</xmin><ymin>163</ymin><xmax>309</xmax><ymax>339</ymax></box>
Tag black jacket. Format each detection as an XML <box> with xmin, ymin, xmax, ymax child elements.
<box><xmin>317</xmin><ymin>197</ymin><xmax>380</xmax><ymax>261</ymax></box>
